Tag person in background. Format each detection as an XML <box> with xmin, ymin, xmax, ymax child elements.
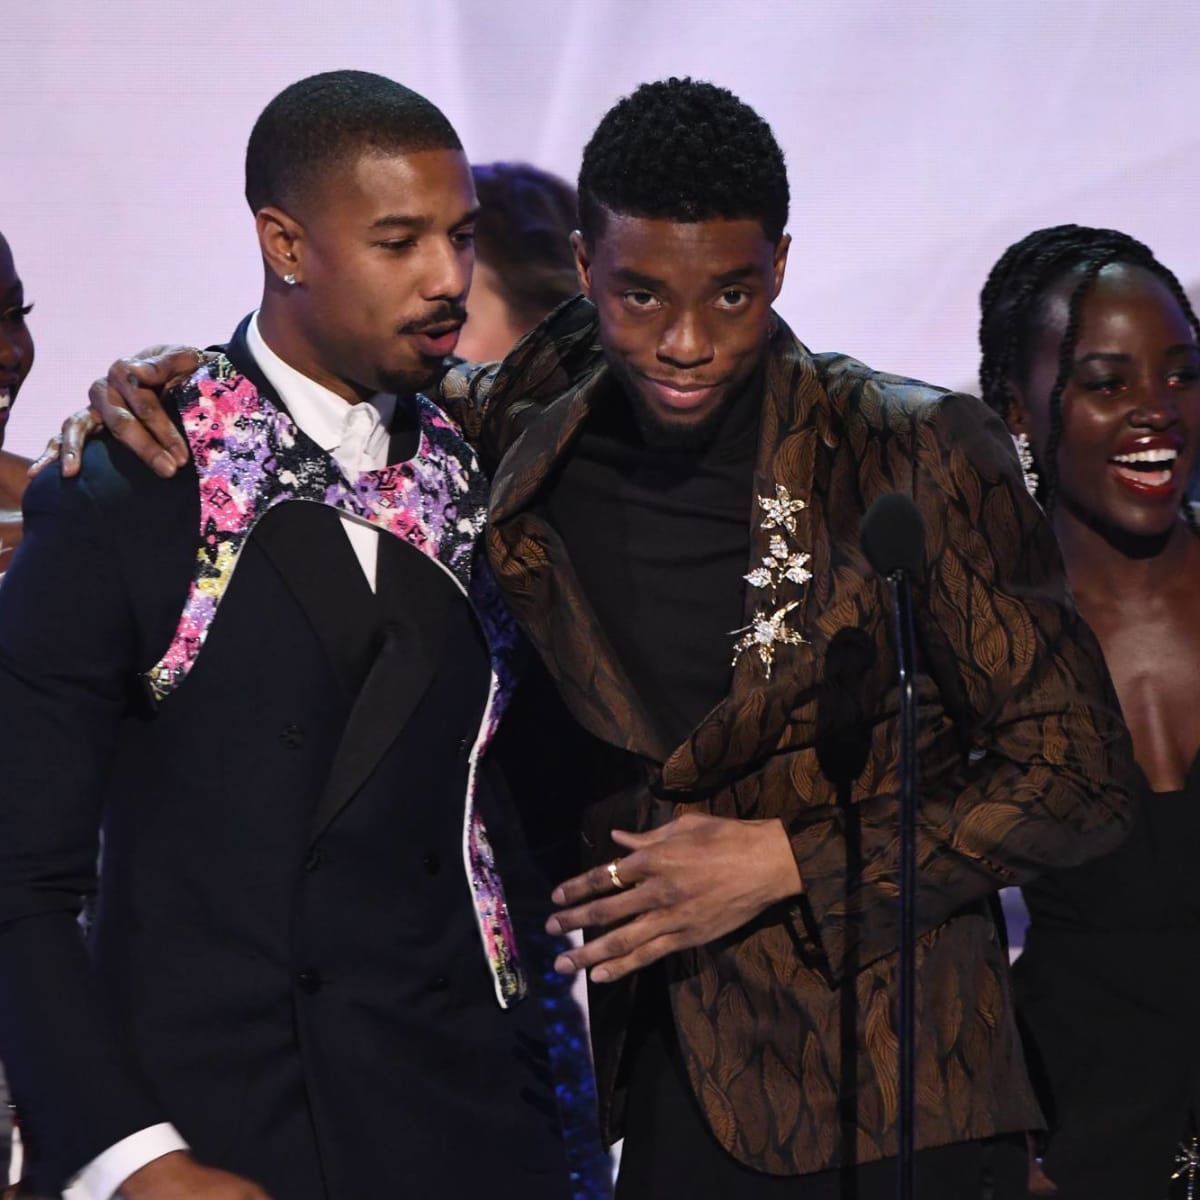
<box><xmin>0</xmin><ymin>233</ymin><xmax>35</xmax><ymax>577</ymax></box>
<box><xmin>457</xmin><ymin>162</ymin><xmax>579</xmax><ymax>363</ymax></box>
<box><xmin>978</xmin><ymin>224</ymin><xmax>1200</xmax><ymax>1200</ymax></box>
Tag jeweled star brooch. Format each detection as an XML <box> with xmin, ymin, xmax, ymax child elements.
<box><xmin>732</xmin><ymin>484</ymin><xmax>810</xmax><ymax>678</ymax></box>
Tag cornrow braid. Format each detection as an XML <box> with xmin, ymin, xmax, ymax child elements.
<box><xmin>978</xmin><ymin>224</ymin><xmax>1200</xmax><ymax>517</ymax></box>
<box><xmin>1040</xmin><ymin>256</ymin><xmax>1108</xmax><ymax>515</ymax></box>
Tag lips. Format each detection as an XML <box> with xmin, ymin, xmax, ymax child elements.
<box><xmin>1107</xmin><ymin>437</ymin><xmax>1185</xmax><ymax>499</ymax></box>
<box><xmin>643</xmin><ymin>377</ymin><xmax>721</xmax><ymax>413</ymax></box>
<box><xmin>411</xmin><ymin>322</ymin><xmax>463</xmax><ymax>359</ymax></box>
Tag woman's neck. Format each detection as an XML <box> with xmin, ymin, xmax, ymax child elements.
<box><xmin>1055</xmin><ymin>507</ymin><xmax>1197</xmax><ymax>606</ymax></box>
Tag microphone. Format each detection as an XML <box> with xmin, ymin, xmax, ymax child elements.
<box><xmin>860</xmin><ymin>493</ymin><xmax>926</xmax><ymax>1200</ymax></box>
<box><xmin>860</xmin><ymin>492</ymin><xmax>926</xmax><ymax>582</ymax></box>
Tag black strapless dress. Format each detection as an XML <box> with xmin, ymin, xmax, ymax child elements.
<box><xmin>1014</xmin><ymin>753</ymin><xmax>1200</xmax><ymax>1199</ymax></box>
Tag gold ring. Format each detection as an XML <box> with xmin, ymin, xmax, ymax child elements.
<box><xmin>607</xmin><ymin>859</ymin><xmax>627</xmax><ymax>890</ymax></box>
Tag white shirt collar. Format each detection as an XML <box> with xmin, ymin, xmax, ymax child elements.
<box><xmin>245</xmin><ymin>310</ymin><xmax>397</xmax><ymax>457</ymax></box>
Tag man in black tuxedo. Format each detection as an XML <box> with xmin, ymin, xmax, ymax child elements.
<box><xmin>0</xmin><ymin>71</ymin><xmax>572</xmax><ymax>1200</ymax></box>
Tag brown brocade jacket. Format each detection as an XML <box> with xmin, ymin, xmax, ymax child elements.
<box><xmin>442</xmin><ymin>297</ymin><xmax>1137</xmax><ymax>1176</ymax></box>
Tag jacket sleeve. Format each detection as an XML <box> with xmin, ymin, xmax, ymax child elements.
<box><xmin>0</xmin><ymin>458</ymin><xmax>167</xmax><ymax>1185</ymax></box>
<box><xmin>785</xmin><ymin>390</ymin><xmax>1136</xmax><ymax>981</ymax></box>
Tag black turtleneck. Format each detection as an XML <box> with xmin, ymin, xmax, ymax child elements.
<box><xmin>542</xmin><ymin>370</ymin><xmax>761</xmax><ymax>754</ymax></box>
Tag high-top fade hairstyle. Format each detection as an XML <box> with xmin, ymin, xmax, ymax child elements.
<box><xmin>577</xmin><ymin>77</ymin><xmax>789</xmax><ymax>246</ymax></box>
<box><xmin>244</xmin><ymin>69</ymin><xmax>462</xmax><ymax>215</ymax></box>
<box><xmin>979</xmin><ymin>223</ymin><xmax>1200</xmax><ymax>517</ymax></box>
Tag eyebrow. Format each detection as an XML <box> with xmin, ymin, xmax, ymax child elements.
<box><xmin>1076</xmin><ymin>344</ymin><xmax>1200</xmax><ymax>364</ymax></box>
<box><xmin>610</xmin><ymin>267</ymin><xmax>667</xmax><ymax>290</ymax></box>
<box><xmin>711</xmin><ymin>266</ymin><xmax>759</xmax><ymax>285</ymax></box>
<box><xmin>369</xmin><ymin>206</ymin><xmax>480</xmax><ymax>232</ymax></box>
<box><xmin>609</xmin><ymin>264</ymin><xmax>760</xmax><ymax>289</ymax></box>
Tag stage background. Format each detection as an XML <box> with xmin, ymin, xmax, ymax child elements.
<box><xmin>5</xmin><ymin>0</ymin><xmax>1199</xmax><ymax>461</ymax></box>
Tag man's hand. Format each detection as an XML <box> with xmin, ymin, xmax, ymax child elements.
<box><xmin>546</xmin><ymin>812</ymin><xmax>803</xmax><ymax>983</ymax></box>
<box><xmin>119</xmin><ymin>1150</ymin><xmax>271</xmax><ymax>1199</ymax></box>
<box><xmin>53</xmin><ymin>345</ymin><xmax>203</xmax><ymax>480</ymax></box>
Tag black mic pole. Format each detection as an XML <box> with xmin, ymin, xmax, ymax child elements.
<box><xmin>860</xmin><ymin>493</ymin><xmax>926</xmax><ymax>1200</ymax></box>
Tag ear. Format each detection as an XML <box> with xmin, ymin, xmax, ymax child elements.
<box><xmin>256</xmin><ymin>206</ymin><xmax>304</xmax><ymax>286</ymax></box>
<box><xmin>770</xmin><ymin>233</ymin><xmax>791</xmax><ymax>301</ymax></box>
<box><xmin>1004</xmin><ymin>383</ymin><xmax>1032</xmax><ymax>439</ymax></box>
<box><xmin>570</xmin><ymin>231</ymin><xmax>593</xmax><ymax>299</ymax></box>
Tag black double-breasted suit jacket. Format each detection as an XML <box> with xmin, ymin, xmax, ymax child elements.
<box><xmin>0</xmin><ymin>323</ymin><xmax>570</xmax><ymax>1197</ymax></box>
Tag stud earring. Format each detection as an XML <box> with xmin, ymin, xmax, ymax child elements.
<box><xmin>283</xmin><ymin>273</ymin><xmax>298</xmax><ymax>287</ymax></box>
<box><xmin>1013</xmin><ymin>431</ymin><xmax>1039</xmax><ymax>497</ymax></box>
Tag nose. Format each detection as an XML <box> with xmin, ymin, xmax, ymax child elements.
<box><xmin>0</xmin><ymin>324</ymin><xmax>24</xmax><ymax>373</ymax></box>
<box><xmin>421</xmin><ymin>236</ymin><xmax>472</xmax><ymax>302</ymax></box>
<box><xmin>1136</xmin><ymin>377</ymin><xmax>1183</xmax><ymax>429</ymax></box>
<box><xmin>658</xmin><ymin>309</ymin><xmax>714</xmax><ymax>369</ymax></box>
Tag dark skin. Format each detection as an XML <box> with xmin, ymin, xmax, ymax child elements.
<box><xmin>59</xmin><ymin>210</ymin><xmax>803</xmax><ymax>988</ymax></box>
<box><xmin>1009</xmin><ymin>263</ymin><xmax>1200</xmax><ymax>792</ymax></box>
<box><xmin>0</xmin><ymin>233</ymin><xmax>35</xmax><ymax>573</ymax></box>
<box><xmin>26</xmin><ymin>146</ymin><xmax>478</xmax><ymax>1200</ymax></box>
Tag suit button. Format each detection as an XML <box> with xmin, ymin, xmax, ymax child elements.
<box><xmin>422</xmin><ymin>852</ymin><xmax>441</xmax><ymax>876</ymax></box>
<box><xmin>458</xmin><ymin>735</ymin><xmax>472</xmax><ymax>757</ymax></box>
<box><xmin>304</xmin><ymin>848</ymin><xmax>322</xmax><ymax>873</ymax></box>
<box><xmin>297</xmin><ymin>969</ymin><xmax>324</xmax><ymax>994</ymax></box>
<box><xmin>280</xmin><ymin>722</ymin><xmax>304</xmax><ymax>749</ymax></box>
<box><xmin>431</xmin><ymin>975</ymin><xmax>449</xmax><ymax>991</ymax></box>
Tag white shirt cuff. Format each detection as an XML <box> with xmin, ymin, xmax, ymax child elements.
<box><xmin>64</xmin><ymin>1123</ymin><xmax>189</xmax><ymax>1200</ymax></box>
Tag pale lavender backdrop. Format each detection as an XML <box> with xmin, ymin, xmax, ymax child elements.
<box><xmin>4</xmin><ymin>0</ymin><xmax>1199</xmax><ymax>458</ymax></box>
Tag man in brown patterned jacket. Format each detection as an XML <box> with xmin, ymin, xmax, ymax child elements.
<box><xmin>446</xmin><ymin>79</ymin><xmax>1137</xmax><ymax>1198</ymax></box>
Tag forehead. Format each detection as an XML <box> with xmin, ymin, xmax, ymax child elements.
<box><xmin>591</xmin><ymin>212</ymin><xmax>775</xmax><ymax>279</ymax></box>
<box><xmin>307</xmin><ymin>147</ymin><xmax>476</xmax><ymax>223</ymax></box>
<box><xmin>1040</xmin><ymin>262</ymin><xmax>1190</xmax><ymax>345</ymax></box>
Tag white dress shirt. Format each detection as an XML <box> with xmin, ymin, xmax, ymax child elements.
<box><xmin>66</xmin><ymin>316</ymin><xmax>401</xmax><ymax>1200</ymax></box>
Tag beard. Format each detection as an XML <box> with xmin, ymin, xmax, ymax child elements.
<box><xmin>376</xmin><ymin>358</ymin><xmax>449</xmax><ymax>398</ymax></box>
<box><xmin>606</xmin><ymin>355</ymin><xmax>736</xmax><ymax>454</ymax></box>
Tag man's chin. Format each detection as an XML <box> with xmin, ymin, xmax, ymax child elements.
<box><xmin>377</xmin><ymin>358</ymin><xmax>448</xmax><ymax>398</ymax></box>
<box><xmin>630</xmin><ymin>390</ymin><xmax>731</xmax><ymax>452</ymax></box>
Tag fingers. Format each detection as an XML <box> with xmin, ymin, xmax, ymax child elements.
<box><xmin>57</xmin><ymin>407</ymin><xmax>103</xmax><ymax>477</ymax></box>
<box><xmin>555</xmin><ymin>916</ymin><xmax>683</xmax><ymax>984</ymax></box>
<box><xmin>552</xmin><ymin>851</ymin><xmax>644</xmax><ymax>907</ymax></box>
<box><xmin>90</xmin><ymin>356</ymin><xmax>189</xmax><ymax>479</ymax></box>
<box><xmin>546</xmin><ymin>878</ymin><xmax>651</xmax><ymax>938</ymax></box>
<box><xmin>611</xmin><ymin>827</ymin><xmax>660</xmax><ymax>850</ymax></box>
<box><xmin>28</xmin><ymin>432</ymin><xmax>65</xmax><ymax>478</ymax></box>
<box><xmin>100</xmin><ymin>346</ymin><xmax>204</xmax><ymax>462</ymax></box>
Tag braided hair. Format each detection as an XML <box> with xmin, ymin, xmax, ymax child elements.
<box><xmin>978</xmin><ymin>224</ymin><xmax>1200</xmax><ymax>518</ymax></box>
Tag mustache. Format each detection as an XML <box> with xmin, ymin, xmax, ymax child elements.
<box><xmin>397</xmin><ymin>302</ymin><xmax>468</xmax><ymax>335</ymax></box>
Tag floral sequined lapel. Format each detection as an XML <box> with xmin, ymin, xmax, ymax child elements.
<box><xmin>149</xmin><ymin>352</ymin><xmax>526</xmax><ymax>1007</ymax></box>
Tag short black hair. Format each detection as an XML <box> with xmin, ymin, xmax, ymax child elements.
<box><xmin>978</xmin><ymin>224</ymin><xmax>1200</xmax><ymax>516</ymax></box>
<box><xmin>245</xmin><ymin>70</ymin><xmax>462</xmax><ymax>214</ymax></box>
<box><xmin>471</xmin><ymin>162</ymin><xmax>579</xmax><ymax>328</ymax></box>
<box><xmin>577</xmin><ymin>77</ymin><xmax>789</xmax><ymax>245</ymax></box>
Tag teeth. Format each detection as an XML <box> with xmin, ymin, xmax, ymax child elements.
<box><xmin>0</xmin><ymin>389</ymin><xmax>9</xmax><ymax>411</ymax></box>
<box><xmin>1111</xmin><ymin>448</ymin><xmax>1177</xmax><ymax>465</ymax></box>
<box><xmin>1113</xmin><ymin>467</ymin><xmax>1173</xmax><ymax>487</ymax></box>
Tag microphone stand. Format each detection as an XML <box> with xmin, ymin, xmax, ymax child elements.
<box><xmin>887</xmin><ymin>566</ymin><xmax>918</xmax><ymax>1200</ymax></box>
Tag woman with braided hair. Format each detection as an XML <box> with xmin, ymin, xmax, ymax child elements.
<box><xmin>979</xmin><ymin>224</ymin><xmax>1200</xmax><ymax>1198</ymax></box>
